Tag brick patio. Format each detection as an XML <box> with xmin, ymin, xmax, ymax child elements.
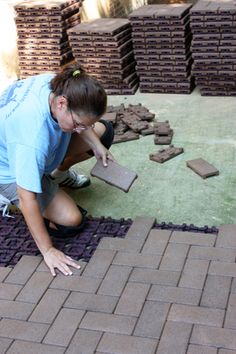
<box><xmin>0</xmin><ymin>216</ymin><xmax>235</xmax><ymax>353</ymax></box>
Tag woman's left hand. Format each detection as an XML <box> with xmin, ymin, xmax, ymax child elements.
<box><xmin>93</xmin><ymin>143</ymin><xmax>115</xmax><ymax>166</ymax></box>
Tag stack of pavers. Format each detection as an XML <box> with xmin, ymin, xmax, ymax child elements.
<box><xmin>190</xmin><ymin>0</ymin><xmax>236</xmax><ymax>96</ymax></box>
<box><xmin>103</xmin><ymin>103</ymin><xmax>156</xmax><ymax>143</ymax></box>
<box><xmin>14</xmin><ymin>0</ymin><xmax>82</xmax><ymax>79</ymax></box>
<box><xmin>67</xmin><ymin>18</ymin><xmax>139</xmax><ymax>95</ymax></box>
<box><xmin>128</xmin><ymin>4</ymin><xmax>195</xmax><ymax>93</ymax></box>
<box><xmin>153</xmin><ymin>120</ymin><xmax>173</xmax><ymax>145</ymax></box>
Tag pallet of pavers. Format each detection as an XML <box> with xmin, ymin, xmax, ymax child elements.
<box><xmin>68</xmin><ymin>18</ymin><xmax>139</xmax><ymax>95</ymax></box>
<box><xmin>129</xmin><ymin>4</ymin><xmax>195</xmax><ymax>94</ymax></box>
<box><xmin>190</xmin><ymin>0</ymin><xmax>236</xmax><ymax>96</ymax></box>
<box><xmin>14</xmin><ymin>0</ymin><xmax>82</xmax><ymax>78</ymax></box>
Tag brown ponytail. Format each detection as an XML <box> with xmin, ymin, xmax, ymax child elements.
<box><xmin>50</xmin><ymin>63</ymin><xmax>107</xmax><ymax>118</ymax></box>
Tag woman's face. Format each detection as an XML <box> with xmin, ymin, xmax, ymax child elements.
<box><xmin>53</xmin><ymin>95</ymin><xmax>97</xmax><ymax>133</ymax></box>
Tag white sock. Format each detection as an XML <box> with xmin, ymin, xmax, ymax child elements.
<box><xmin>50</xmin><ymin>168</ymin><xmax>67</xmax><ymax>178</ymax></box>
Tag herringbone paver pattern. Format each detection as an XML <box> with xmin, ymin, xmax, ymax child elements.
<box><xmin>0</xmin><ymin>217</ymin><xmax>235</xmax><ymax>353</ymax></box>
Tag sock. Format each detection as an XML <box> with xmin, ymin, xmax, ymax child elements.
<box><xmin>50</xmin><ymin>168</ymin><xmax>67</xmax><ymax>178</ymax></box>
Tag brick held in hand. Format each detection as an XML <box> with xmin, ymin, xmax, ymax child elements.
<box><xmin>90</xmin><ymin>160</ymin><xmax>138</xmax><ymax>192</ymax></box>
<box><xmin>186</xmin><ymin>158</ymin><xmax>219</xmax><ymax>179</ymax></box>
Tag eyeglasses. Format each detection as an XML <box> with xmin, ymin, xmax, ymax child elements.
<box><xmin>69</xmin><ymin>109</ymin><xmax>95</xmax><ymax>133</ymax></box>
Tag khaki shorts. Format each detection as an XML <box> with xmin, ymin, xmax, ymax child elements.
<box><xmin>0</xmin><ymin>175</ymin><xmax>58</xmax><ymax>213</ymax></box>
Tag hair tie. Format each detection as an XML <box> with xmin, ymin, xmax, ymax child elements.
<box><xmin>72</xmin><ymin>70</ymin><xmax>81</xmax><ymax>77</ymax></box>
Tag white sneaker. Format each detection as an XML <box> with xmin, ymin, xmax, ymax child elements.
<box><xmin>50</xmin><ymin>169</ymin><xmax>91</xmax><ymax>189</ymax></box>
<box><xmin>0</xmin><ymin>194</ymin><xmax>12</xmax><ymax>217</ymax></box>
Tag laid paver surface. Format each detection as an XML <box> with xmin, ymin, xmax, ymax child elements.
<box><xmin>0</xmin><ymin>216</ymin><xmax>235</xmax><ymax>353</ymax></box>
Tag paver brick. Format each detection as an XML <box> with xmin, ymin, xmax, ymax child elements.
<box><xmin>97</xmin><ymin>332</ymin><xmax>158</xmax><ymax>354</ymax></box>
<box><xmin>112</xmin><ymin>251</ymin><xmax>161</xmax><ymax>268</ymax></box>
<box><xmin>147</xmin><ymin>285</ymin><xmax>201</xmax><ymax>305</ymax></box>
<box><xmin>115</xmin><ymin>282</ymin><xmax>150</xmax><ymax>317</ymax></box>
<box><xmin>187</xmin><ymin>344</ymin><xmax>217</xmax><ymax>353</ymax></box>
<box><xmin>82</xmin><ymin>249</ymin><xmax>116</xmax><ymax>278</ymax></box>
<box><xmin>179</xmin><ymin>259</ymin><xmax>209</xmax><ymax>289</ymax></box>
<box><xmin>0</xmin><ymin>299</ymin><xmax>35</xmax><ymax>320</ymax></box>
<box><xmin>64</xmin><ymin>292</ymin><xmax>118</xmax><ymax>313</ymax></box>
<box><xmin>0</xmin><ymin>338</ymin><xmax>12</xmax><ymax>353</ymax></box>
<box><xmin>170</xmin><ymin>231</ymin><xmax>216</xmax><ymax>246</ymax></box>
<box><xmin>200</xmin><ymin>275</ymin><xmax>231</xmax><ymax>309</ymax></box>
<box><xmin>217</xmin><ymin>225</ymin><xmax>236</xmax><ymax>248</ymax></box>
<box><xmin>50</xmin><ymin>275</ymin><xmax>101</xmax><ymax>293</ymax></box>
<box><xmin>189</xmin><ymin>246</ymin><xmax>236</xmax><ymax>262</ymax></box>
<box><xmin>156</xmin><ymin>321</ymin><xmax>192</xmax><ymax>354</ymax></box>
<box><xmin>134</xmin><ymin>300</ymin><xmax>170</xmax><ymax>339</ymax></box>
<box><xmin>209</xmin><ymin>261</ymin><xmax>236</xmax><ymax>277</ymax></box>
<box><xmin>125</xmin><ymin>216</ymin><xmax>156</xmax><ymax>241</ymax></box>
<box><xmin>65</xmin><ymin>329</ymin><xmax>103</xmax><ymax>354</ymax></box>
<box><xmin>130</xmin><ymin>267</ymin><xmax>180</xmax><ymax>286</ymax></box>
<box><xmin>16</xmin><ymin>271</ymin><xmax>52</xmax><ymax>303</ymax></box>
<box><xmin>0</xmin><ymin>267</ymin><xmax>12</xmax><ymax>282</ymax></box>
<box><xmin>5</xmin><ymin>256</ymin><xmax>42</xmax><ymax>285</ymax></box>
<box><xmin>141</xmin><ymin>229</ymin><xmax>171</xmax><ymax>255</ymax></box>
<box><xmin>219</xmin><ymin>350</ymin><xmax>236</xmax><ymax>354</ymax></box>
<box><xmin>168</xmin><ymin>303</ymin><xmax>225</xmax><ymax>327</ymax></box>
<box><xmin>43</xmin><ymin>308</ymin><xmax>85</xmax><ymax>346</ymax></box>
<box><xmin>0</xmin><ymin>318</ymin><xmax>49</xmax><ymax>342</ymax></box>
<box><xmin>97</xmin><ymin>237</ymin><xmax>144</xmax><ymax>253</ymax></box>
<box><xmin>0</xmin><ymin>283</ymin><xmax>22</xmax><ymax>300</ymax></box>
<box><xmin>7</xmin><ymin>340</ymin><xmax>65</xmax><ymax>354</ymax></box>
<box><xmin>191</xmin><ymin>325</ymin><xmax>236</xmax><ymax>350</ymax></box>
<box><xmin>80</xmin><ymin>312</ymin><xmax>137</xmax><ymax>335</ymax></box>
<box><xmin>97</xmin><ymin>265</ymin><xmax>132</xmax><ymax>296</ymax></box>
<box><xmin>159</xmin><ymin>243</ymin><xmax>189</xmax><ymax>271</ymax></box>
<box><xmin>29</xmin><ymin>289</ymin><xmax>69</xmax><ymax>324</ymax></box>
<box><xmin>225</xmin><ymin>293</ymin><xmax>236</xmax><ymax>329</ymax></box>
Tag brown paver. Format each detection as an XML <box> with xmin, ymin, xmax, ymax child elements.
<box><xmin>0</xmin><ymin>216</ymin><xmax>236</xmax><ymax>353</ymax></box>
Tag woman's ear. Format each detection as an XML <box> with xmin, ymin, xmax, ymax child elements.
<box><xmin>57</xmin><ymin>95</ymin><xmax>68</xmax><ymax>111</ymax></box>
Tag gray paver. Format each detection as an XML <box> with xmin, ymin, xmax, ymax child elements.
<box><xmin>189</xmin><ymin>246</ymin><xmax>236</xmax><ymax>262</ymax></box>
<box><xmin>6</xmin><ymin>340</ymin><xmax>65</xmax><ymax>354</ymax></box>
<box><xmin>65</xmin><ymin>329</ymin><xmax>103</xmax><ymax>354</ymax></box>
<box><xmin>156</xmin><ymin>321</ymin><xmax>192</xmax><ymax>354</ymax></box>
<box><xmin>0</xmin><ymin>319</ymin><xmax>49</xmax><ymax>342</ymax></box>
<box><xmin>147</xmin><ymin>285</ymin><xmax>201</xmax><ymax>305</ymax></box>
<box><xmin>29</xmin><ymin>289</ymin><xmax>69</xmax><ymax>324</ymax></box>
<box><xmin>168</xmin><ymin>304</ymin><xmax>224</xmax><ymax>327</ymax></box>
<box><xmin>5</xmin><ymin>256</ymin><xmax>42</xmax><ymax>285</ymax></box>
<box><xmin>170</xmin><ymin>231</ymin><xmax>216</xmax><ymax>246</ymax></box>
<box><xmin>200</xmin><ymin>275</ymin><xmax>231</xmax><ymax>309</ymax></box>
<box><xmin>98</xmin><ymin>265</ymin><xmax>132</xmax><ymax>296</ymax></box>
<box><xmin>115</xmin><ymin>282</ymin><xmax>150</xmax><ymax>317</ymax></box>
<box><xmin>141</xmin><ymin>229</ymin><xmax>171</xmax><ymax>255</ymax></box>
<box><xmin>134</xmin><ymin>301</ymin><xmax>170</xmax><ymax>339</ymax></box>
<box><xmin>97</xmin><ymin>333</ymin><xmax>157</xmax><ymax>354</ymax></box>
<box><xmin>80</xmin><ymin>312</ymin><xmax>137</xmax><ymax>335</ymax></box>
<box><xmin>187</xmin><ymin>344</ymin><xmax>217</xmax><ymax>353</ymax></box>
<box><xmin>0</xmin><ymin>338</ymin><xmax>12</xmax><ymax>354</ymax></box>
<box><xmin>112</xmin><ymin>251</ymin><xmax>161</xmax><ymax>268</ymax></box>
<box><xmin>64</xmin><ymin>292</ymin><xmax>118</xmax><ymax>313</ymax></box>
<box><xmin>16</xmin><ymin>271</ymin><xmax>52</xmax><ymax>303</ymax></box>
<box><xmin>43</xmin><ymin>308</ymin><xmax>85</xmax><ymax>346</ymax></box>
<box><xmin>191</xmin><ymin>325</ymin><xmax>236</xmax><ymax>350</ymax></box>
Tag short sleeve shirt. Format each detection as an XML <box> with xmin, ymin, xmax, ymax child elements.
<box><xmin>0</xmin><ymin>74</ymin><xmax>71</xmax><ymax>193</ymax></box>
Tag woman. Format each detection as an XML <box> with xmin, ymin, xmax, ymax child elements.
<box><xmin>0</xmin><ymin>63</ymin><xmax>114</xmax><ymax>276</ymax></box>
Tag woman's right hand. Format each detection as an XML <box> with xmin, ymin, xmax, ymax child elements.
<box><xmin>43</xmin><ymin>247</ymin><xmax>80</xmax><ymax>276</ymax></box>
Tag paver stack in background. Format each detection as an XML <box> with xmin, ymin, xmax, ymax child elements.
<box><xmin>68</xmin><ymin>18</ymin><xmax>139</xmax><ymax>95</ymax></box>
<box><xmin>14</xmin><ymin>0</ymin><xmax>82</xmax><ymax>79</ymax></box>
<box><xmin>190</xmin><ymin>0</ymin><xmax>236</xmax><ymax>96</ymax></box>
<box><xmin>129</xmin><ymin>4</ymin><xmax>195</xmax><ymax>94</ymax></box>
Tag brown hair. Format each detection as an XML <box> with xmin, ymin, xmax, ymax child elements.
<box><xmin>50</xmin><ymin>63</ymin><xmax>107</xmax><ymax>118</ymax></box>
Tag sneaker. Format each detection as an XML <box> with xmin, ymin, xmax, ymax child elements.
<box><xmin>50</xmin><ymin>170</ymin><xmax>91</xmax><ymax>189</ymax></box>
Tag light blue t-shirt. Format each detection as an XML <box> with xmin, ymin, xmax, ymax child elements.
<box><xmin>0</xmin><ymin>74</ymin><xmax>71</xmax><ymax>193</ymax></box>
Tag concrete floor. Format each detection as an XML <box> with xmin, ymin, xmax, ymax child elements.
<box><xmin>71</xmin><ymin>86</ymin><xmax>236</xmax><ymax>228</ymax></box>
